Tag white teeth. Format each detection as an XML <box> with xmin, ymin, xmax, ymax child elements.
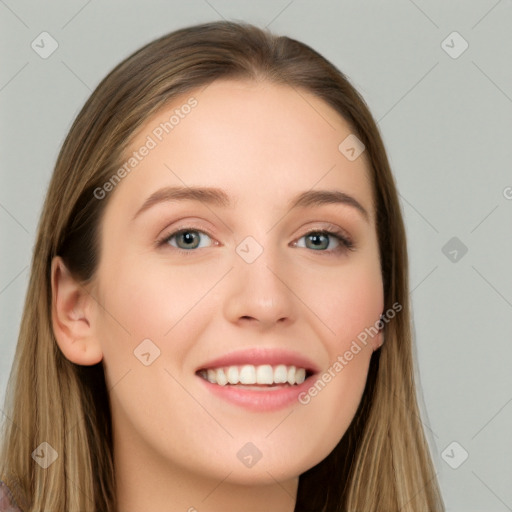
<box><xmin>288</xmin><ymin>367</ymin><xmax>306</xmax><ymax>385</ymax></box>
<box><xmin>216</xmin><ymin>368</ymin><xmax>228</xmax><ymax>386</ymax></box>
<box><xmin>226</xmin><ymin>366</ymin><xmax>239</xmax><ymax>384</ymax></box>
<box><xmin>295</xmin><ymin>368</ymin><xmax>306</xmax><ymax>385</ymax></box>
<box><xmin>199</xmin><ymin>364</ymin><xmax>309</xmax><ymax>386</ymax></box>
<box><xmin>287</xmin><ymin>366</ymin><xmax>296</xmax><ymax>385</ymax></box>
<box><xmin>256</xmin><ymin>364</ymin><xmax>274</xmax><ymax>384</ymax></box>
<box><xmin>239</xmin><ymin>365</ymin><xmax>256</xmax><ymax>384</ymax></box>
<box><xmin>274</xmin><ymin>364</ymin><xmax>288</xmax><ymax>384</ymax></box>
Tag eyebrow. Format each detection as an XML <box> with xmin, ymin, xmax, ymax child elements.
<box><xmin>132</xmin><ymin>186</ymin><xmax>370</xmax><ymax>223</ymax></box>
<box><xmin>132</xmin><ymin>186</ymin><xmax>230</xmax><ymax>221</ymax></box>
<box><xmin>291</xmin><ymin>189</ymin><xmax>369</xmax><ymax>222</ymax></box>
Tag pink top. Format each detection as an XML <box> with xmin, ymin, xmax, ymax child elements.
<box><xmin>0</xmin><ymin>481</ymin><xmax>22</xmax><ymax>512</ymax></box>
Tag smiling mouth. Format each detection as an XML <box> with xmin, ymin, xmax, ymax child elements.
<box><xmin>196</xmin><ymin>364</ymin><xmax>314</xmax><ymax>387</ymax></box>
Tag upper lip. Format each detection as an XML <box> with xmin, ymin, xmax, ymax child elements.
<box><xmin>195</xmin><ymin>347</ymin><xmax>320</xmax><ymax>374</ymax></box>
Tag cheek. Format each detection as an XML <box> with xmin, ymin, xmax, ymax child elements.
<box><xmin>94</xmin><ymin>254</ymin><xmax>225</xmax><ymax>394</ymax></box>
<box><xmin>298</xmin><ymin>254</ymin><xmax>383</xmax><ymax>347</ymax></box>
<box><xmin>97</xmin><ymin>254</ymin><xmax>218</xmax><ymax>340</ymax></box>
<box><xmin>289</xmin><ymin>256</ymin><xmax>382</xmax><ymax>454</ymax></box>
<box><xmin>94</xmin><ymin>257</ymin><xmax>218</xmax><ymax>433</ymax></box>
<box><xmin>331</xmin><ymin>274</ymin><xmax>382</xmax><ymax>341</ymax></box>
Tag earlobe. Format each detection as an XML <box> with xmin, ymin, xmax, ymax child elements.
<box><xmin>373</xmin><ymin>314</ymin><xmax>385</xmax><ymax>351</ymax></box>
<box><xmin>50</xmin><ymin>256</ymin><xmax>103</xmax><ymax>366</ymax></box>
<box><xmin>373</xmin><ymin>331</ymin><xmax>385</xmax><ymax>351</ymax></box>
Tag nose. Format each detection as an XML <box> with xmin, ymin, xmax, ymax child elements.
<box><xmin>222</xmin><ymin>245</ymin><xmax>297</xmax><ymax>330</ymax></box>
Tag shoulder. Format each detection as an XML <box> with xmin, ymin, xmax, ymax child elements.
<box><xmin>0</xmin><ymin>480</ymin><xmax>23</xmax><ymax>512</ymax></box>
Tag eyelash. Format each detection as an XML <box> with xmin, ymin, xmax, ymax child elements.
<box><xmin>156</xmin><ymin>227</ymin><xmax>355</xmax><ymax>256</ymax></box>
<box><xmin>292</xmin><ymin>229</ymin><xmax>354</xmax><ymax>254</ymax></box>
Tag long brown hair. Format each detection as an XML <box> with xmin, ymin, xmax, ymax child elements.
<box><xmin>0</xmin><ymin>21</ymin><xmax>444</xmax><ymax>511</ymax></box>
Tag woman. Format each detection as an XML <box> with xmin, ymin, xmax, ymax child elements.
<box><xmin>0</xmin><ymin>21</ymin><xmax>445</xmax><ymax>511</ymax></box>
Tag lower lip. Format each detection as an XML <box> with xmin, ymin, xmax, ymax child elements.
<box><xmin>197</xmin><ymin>374</ymin><xmax>314</xmax><ymax>412</ymax></box>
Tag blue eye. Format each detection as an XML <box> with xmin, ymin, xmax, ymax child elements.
<box><xmin>157</xmin><ymin>227</ymin><xmax>354</xmax><ymax>255</ymax></box>
<box><xmin>295</xmin><ymin>230</ymin><xmax>353</xmax><ymax>253</ymax></box>
<box><xmin>160</xmin><ymin>229</ymin><xmax>213</xmax><ymax>250</ymax></box>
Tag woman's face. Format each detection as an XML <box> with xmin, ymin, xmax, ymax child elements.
<box><xmin>92</xmin><ymin>79</ymin><xmax>383</xmax><ymax>485</ymax></box>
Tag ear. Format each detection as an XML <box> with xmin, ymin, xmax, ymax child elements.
<box><xmin>372</xmin><ymin>313</ymin><xmax>385</xmax><ymax>352</ymax></box>
<box><xmin>50</xmin><ymin>256</ymin><xmax>103</xmax><ymax>365</ymax></box>
<box><xmin>373</xmin><ymin>329</ymin><xmax>385</xmax><ymax>351</ymax></box>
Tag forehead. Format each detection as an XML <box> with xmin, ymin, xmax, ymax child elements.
<box><xmin>107</xmin><ymin>78</ymin><xmax>374</xmax><ymax>221</ymax></box>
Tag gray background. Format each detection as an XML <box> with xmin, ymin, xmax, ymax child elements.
<box><xmin>1</xmin><ymin>1</ymin><xmax>511</xmax><ymax>510</ymax></box>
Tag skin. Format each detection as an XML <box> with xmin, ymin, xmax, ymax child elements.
<box><xmin>51</xmin><ymin>79</ymin><xmax>384</xmax><ymax>512</ymax></box>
